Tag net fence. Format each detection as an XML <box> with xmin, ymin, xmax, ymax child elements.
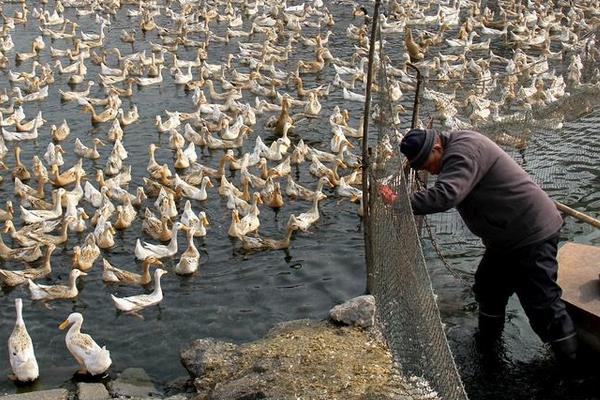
<box><xmin>365</xmin><ymin>1</ymin><xmax>600</xmax><ymax>399</ymax></box>
<box><xmin>366</xmin><ymin>14</ymin><xmax>468</xmax><ymax>400</ymax></box>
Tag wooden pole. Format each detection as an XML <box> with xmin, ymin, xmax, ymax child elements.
<box><xmin>405</xmin><ymin>63</ymin><xmax>425</xmax><ymax>234</ymax></box>
<box><xmin>555</xmin><ymin>201</ymin><xmax>600</xmax><ymax>229</ymax></box>
<box><xmin>406</xmin><ymin>63</ymin><xmax>422</xmax><ymax>129</ymax></box>
<box><xmin>363</xmin><ymin>0</ymin><xmax>381</xmax><ymax>294</ymax></box>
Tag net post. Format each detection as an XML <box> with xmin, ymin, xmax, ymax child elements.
<box><xmin>406</xmin><ymin>62</ymin><xmax>422</xmax><ymax>130</ymax></box>
<box><xmin>363</xmin><ymin>0</ymin><xmax>381</xmax><ymax>295</ymax></box>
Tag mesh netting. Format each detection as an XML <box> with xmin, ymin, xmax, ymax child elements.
<box><xmin>366</xmin><ymin>17</ymin><xmax>468</xmax><ymax>400</ymax></box>
<box><xmin>365</xmin><ymin>2</ymin><xmax>600</xmax><ymax>400</ymax></box>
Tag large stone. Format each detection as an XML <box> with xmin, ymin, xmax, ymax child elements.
<box><xmin>188</xmin><ymin>319</ymin><xmax>398</xmax><ymax>399</ymax></box>
<box><xmin>163</xmin><ymin>395</ymin><xmax>191</xmax><ymax>400</ymax></box>
<box><xmin>164</xmin><ymin>376</ymin><xmax>195</xmax><ymax>397</ymax></box>
<box><xmin>265</xmin><ymin>319</ymin><xmax>321</xmax><ymax>338</ymax></box>
<box><xmin>329</xmin><ymin>295</ymin><xmax>376</xmax><ymax>328</ymax></box>
<box><xmin>180</xmin><ymin>338</ymin><xmax>239</xmax><ymax>379</ymax></box>
<box><xmin>78</xmin><ymin>383</ymin><xmax>110</xmax><ymax>400</ymax></box>
<box><xmin>1</xmin><ymin>389</ymin><xmax>69</xmax><ymax>400</ymax></box>
<box><xmin>209</xmin><ymin>374</ymin><xmax>267</xmax><ymax>400</ymax></box>
<box><xmin>107</xmin><ymin>367</ymin><xmax>161</xmax><ymax>398</ymax></box>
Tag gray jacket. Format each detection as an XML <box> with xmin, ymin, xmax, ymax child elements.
<box><xmin>408</xmin><ymin>130</ymin><xmax>563</xmax><ymax>249</ymax></box>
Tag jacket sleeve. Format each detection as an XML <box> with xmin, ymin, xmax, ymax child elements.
<box><xmin>409</xmin><ymin>152</ymin><xmax>482</xmax><ymax>215</ymax></box>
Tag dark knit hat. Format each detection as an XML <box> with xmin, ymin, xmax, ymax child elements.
<box><xmin>400</xmin><ymin>128</ymin><xmax>436</xmax><ymax>169</ymax></box>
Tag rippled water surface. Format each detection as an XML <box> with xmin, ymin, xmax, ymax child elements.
<box><xmin>0</xmin><ymin>1</ymin><xmax>368</xmax><ymax>394</ymax></box>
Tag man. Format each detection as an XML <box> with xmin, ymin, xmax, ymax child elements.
<box><xmin>379</xmin><ymin>128</ymin><xmax>577</xmax><ymax>363</ymax></box>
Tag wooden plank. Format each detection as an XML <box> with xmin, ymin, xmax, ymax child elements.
<box><xmin>557</xmin><ymin>242</ymin><xmax>600</xmax><ymax>352</ymax></box>
<box><xmin>557</xmin><ymin>242</ymin><xmax>600</xmax><ymax>317</ymax></box>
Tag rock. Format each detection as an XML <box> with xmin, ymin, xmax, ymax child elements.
<box><xmin>1</xmin><ymin>389</ymin><xmax>69</xmax><ymax>400</ymax></box>
<box><xmin>163</xmin><ymin>395</ymin><xmax>191</xmax><ymax>400</ymax></box>
<box><xmin>180</xmin><ymin>338</ymin><xmax>239</xmax><ymax>379</ymax></box>
<box><xmin>209</xmin><ymin>374</ymin><xmax>267</xmax><ymax>400</ymax></box>
<box><xmin>107</xmin><ymin>367</ymin><xmax>161</xmax><ymax>398</ymax></box>
<box><xmin>186</xmin><ymin>319</ymin><xmax>397</xmax><ymax>399</ymax></box>
<box><xmin>265</xmin><ymin>319</ymin><xmax>321</xmax><ymax>338</ymax></box>
<box><xmin>78</xmin><ymin>383</ymin><xmax>110</xmax><ymax>400</ymax></box>
<box><xmin>164</xmin><ymin>376</ymin><xmax>195</xmax><ymax>396</ymax></box>
<box><xmin>329</xmin><ymin>295</ymin><xmax>376</xmax><ymax>328</ymax></box>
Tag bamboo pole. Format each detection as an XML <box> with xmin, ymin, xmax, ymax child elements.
<box><xmin>555</xmin><ymin>201</ymin><xmax>600</xmax><ymax>229</ymax></box>
<box><xmin>363</xmin><ymin>0</ymin><xmax>381</xmax><ymax>294</ymax></box>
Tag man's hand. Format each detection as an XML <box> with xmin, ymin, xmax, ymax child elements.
<box><xmin>378</xmin><ymin>184</ymin><xmax>398</xmax><ymax>205</ymax></box>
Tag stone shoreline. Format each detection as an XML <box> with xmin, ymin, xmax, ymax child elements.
<box><xmin>2</xmin><ymin>296</ymin><xmax>438</xmax><ymax>400</ymax></box>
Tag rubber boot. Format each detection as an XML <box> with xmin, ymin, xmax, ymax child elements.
<box><xmin>477</xmin><ymin>312</ymin><xmax>505</xmax><ymax>347</ymax></box>
<box><xmin>550</xmin><ymin>334</ymin><xmax>578</xmax><ymax>365</ymax></box>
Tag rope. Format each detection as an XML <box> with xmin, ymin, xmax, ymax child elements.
<box><xmin>415</xmin><ymin>176</ymin><xmax>471</xmax><ymax>288</ymax></box>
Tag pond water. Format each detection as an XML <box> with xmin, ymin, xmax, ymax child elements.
<box><xmin>0</xmin><ymin>1</ymin><xmax>368</xmax><ymax>394</ymax></box>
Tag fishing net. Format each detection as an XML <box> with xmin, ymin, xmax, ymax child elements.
<box><xmin>366</xmin><ymin>17</ymin><xmax>468</xmax><ymax>400</ymax></box>
<box><xmin>365</xmin><ymin>1</ymin><xmax>600</xmax><ymax>399</ymax></box>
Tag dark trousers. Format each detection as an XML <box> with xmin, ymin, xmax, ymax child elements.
<box><xmin>472</xmin><ymin>234</ymin><xmax>575</xmax><ymax>343</ymax></box>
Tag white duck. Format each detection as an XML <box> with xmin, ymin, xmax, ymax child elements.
<box><xmin>44</xmin><ymin>142</ymin><xmax>65</xmax><ymax>167</ymax></box>
<box><xmin>102</xmin><ymin>257</ymin><xmax>163</xmax><ymax>286</ymax></box>
<box><xmin>51</xmin><ymin>120</ymin><xmax>70</xmax><ymax>141</ymax></box>
<box><xmin>288</xmin><ymin>196</ymin><xmax>321</xmax><ymax>231</ymax></box>
<box><xmin>337</xmin><ymin>176</ymin><xmax>362</xmax><ymax>200</ymax></box>
<box><xmin>20</xmin><ymin>188</ymin><xmax>65</xmax><ymax>224</ymax></box>
<box><xmin>110</xmin><ymin>268</ymin><xmax>168</xmax><ymax>316</ymax></box>
<box><xmin>342</xmin><ymin>87</ymin><xmax>366</xmax><ymax>102</ymax></box>
<box><xmin>156</xmin><ymin>190</ymin><xmax>178</xmax><ymax>219</ymax></box>
<box><xmin>59</xmin><ymin>312</ymin><xmax>112</xmax><ymax>376</ymax></box>
<box><xmin>174</xmin><ymin>174</ymin><xmax>213</xmax><ymax>201</ymax></box>
<box><xmin>107</xmin><ymin>119</ymin><xmax>123</xmax><ymax>142</ymax></box>
<box><xmin>173</xmin><ymin>65</ymin><xmax>193</xmax><ymax>85</ymax></box>
<box><xmin>84</xmin><ymin>182</ymin><xmax>105</xmax><ymax>208</ymax></box>
<box><xmin>28</xmin><ymin>269</ymin><xmax>87</xmax><ymax>302</ymax></box>
<box><xmin>228</xmin><ymin>193</ymin><xmax>262</xmax><ymax>237</ymax></box>
<box><xmin>74</xmin><ymin>137</ymin><xmax>104</xmax><ymax>159</ymax></box>
<box><xmin>175</xmin><ymin>228</ymin><xmax>199</xmax><ymax>275</ymax></box>
<box><xmin>180</xmin><ymin>200</ymin><xmax>210</xmax><ymax>237</ymax></box>
<box><xmin>286</xmin><ymin>176</ymin><xmax>330</xmax><ymax>202</ymax></box>
<box><xmin>135</xmin><ymin>222</ymin><xmax>182</xmax><ymax>260</ymax></box>
<box><xmin>155</xmin><ymin>112</ymin><xmax>180</xmax><ymax>132</ymax></box>
<box><xmin>8</xmin><ymin>298</ymin><xmax>39</xmax><ymax>382</ymax></box>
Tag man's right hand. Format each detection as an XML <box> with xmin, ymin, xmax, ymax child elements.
<box><xmin>378</xmin><ymin>184</ymin><xmax>398</xmax><ymax>205</ymax></box>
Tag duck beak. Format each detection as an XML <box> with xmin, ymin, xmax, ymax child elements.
<box><xmin>59</xmin><ymin>319</ymin><xmax>71</xmax><ymax>330</ymax></box>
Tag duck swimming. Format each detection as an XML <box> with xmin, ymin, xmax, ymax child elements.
<box><xmin>28</xmin><ymin>268</ymin><xmax>87</xmax><ymax>303</ymax></box>
<box><xmin>135</xmin><ymin>222</ymin><xmax>183</xmax><ymax>260</ymax></box>
<box><xmin>175</xmin><ymin>228</ymin><xmax>200</xmax><ymax>275</ymax></box>
<box><xmin>110</xmin><ymin>268</ymin><xmax>168</xmax><ymax>317</ymax></box>
<box><xmin>102</xmin><ymin>256</ymin><xmax>163</xmax><ymax>286</ymax></box>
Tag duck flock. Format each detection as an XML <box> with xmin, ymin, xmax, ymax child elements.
<box><xmin>0</xmin><ymin>0</ymin><xmax>598</xmax><ymax>387</ymax></box>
